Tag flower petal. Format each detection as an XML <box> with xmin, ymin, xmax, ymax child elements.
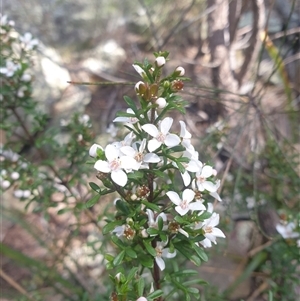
<box><xmin>160</xmin><ymin>117</ymin><xmax>173</xmax><ymax>134</ymax></box>
<box><xmin>162</xmin><ymin>248</ymin><xmax>176</xmax><ymax>258</ymax></box>
<box><xmin>94</xmin><ymin>160</ymin><xmax>110</xmax><ymax>172</ymax></box>
<box><xmin>189</xmin><ymin>202</ymin><xmax>206</xmax><ymax>211</ymax></box>
<box><xmin>179</xmin><ymin>121</ymin><xmax>192</xmax><ymax>139</ymax></box>
<box><xmin>142</xmin><ymin>124</ymin><xmax>159</xmax><ymax>137</ymax></box>
<box><xmin>144</xmin><ymin>153</ymin><xmax>161</xmax><ymax>163</ymax></box>
<box><xmin>111</xmin><ymin>170</ymin><xmax>127</xmax><ymax>187</ymax></box>
<box><xmin>182</xmin><ymin>189</ymin><xmax>195</xmax><ymax>202</ymax></box>
<box><xmin>164</xmin><ymin>134</ymin><xmax>180</xmax><ymax>147</ymax></box>
<box><xmin>166</xmin><ymin>191</ymin><xmax>181</xmax><ymax>206</ymax></box>
<box><xmin>155</xmin><ymin>256</ymin><xmax>165</xmax><ymax>271</ymax></box>
<box><xmin>201</xmin><ymin>165</ymin><xmax>213</xmax><ymax>178</ymax></box>
<box><xmin>175</xmin><ymin>206</ymin><xmax>189</xmax><ymax>216</ymax></box>
<box><xmin>202</xmin><ymin>180</ymin><xmax>218</xmax><ymax>192</ymax></box>
<box><xmin>148</xmin><ymin>139</ymin><xmax>161</xmax><ymax>152</ymax></box>
<box><xmin>105</xmin><ymin>144</ymin><xmax>119</xmax><ymax>161</ymax></box>
<box><xmin>181</xmin><ymin>171</ymin><xmax>191</xmax><ymax>186</ymax></box>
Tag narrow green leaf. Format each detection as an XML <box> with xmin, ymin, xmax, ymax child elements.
<box><xmin>141</xmin><ymin>200</ymin><xmax>161</xmax><ymax>212</ymax></box>
<box><xmin>126</xmin><ymin>267</ymin><xmax>139</xmax><ymax>283</ymax></box>
<box><xmin>124</xmin><ymin>95</ymin><xmax>137</xmax><ymax>112</ymax></box>
<box><xmin>105</xmin><ymin>253</ymin><xmax>115</xmax><ymax>262</ymax></box>
<box><xmin>137</xmin><ymin>277</ymin><xmax>145</xmax><ymax>297</ymax></box>
<box><xmin>89</xmin><ymin>182</ymin><xmax>101</xmax><ymax>193</ymax></box>
<box><xmin>147</xmin><ymin>289</ymin><xmax>164</xmax><ymax>300</ymax></box>
<box><xmin>113</xmin><ymin>250</ymin><xmax>125</xmax><ymax>266</ymax></box>
<box><xmin>86</xmin><ymin>194</ymin><xmax>100</xmax><ymax>208</ymax></box>
<box><xmin>127</xmin><ymin>171</ymin><xmax>144</xmax><ymax>180</ymax></box>
<box><xmin>143</xmin><ymin>240</ymin><xmax>156</xmax><ymax>257</ymax></box>
<box><xmin>102</xmin><ymin>221</ymin><xmax>123</xmax><ymax>235</ymax></box>
<box><xmin>139</xmin><ymin>254</ymin><xmax>153</xmax><ymax>268</ymax></box>
<box><xmin>193</xmin><ymin>244</ymin><xmax>208</xmax><ymax>262</ymax></box>
<box><xmin>125</xmin><ymin>247</ymin><xmax>137</xmax><ymax>259</ymax></box>
<box><xmin>171</xmin><ymin>269</ymin><xmax>198</xmax><ymax>277</ymax></box>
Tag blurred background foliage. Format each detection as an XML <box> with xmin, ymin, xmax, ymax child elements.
<box><xmin>1</xmin><ymin>0</ymin><xmax>299</xmax><ymax>300</ymax></box>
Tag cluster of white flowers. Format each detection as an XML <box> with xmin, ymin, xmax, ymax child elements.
<box><xmin>89</xmin><ymin>58</ymin><xmax>226</xmax><ymax>272</ymax></box>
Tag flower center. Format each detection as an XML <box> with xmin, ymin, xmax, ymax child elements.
<box><xmin>157</xmin><ymin>132</ymin><xmax>166</xmax><ymax>142</ymax></box>
<box><xmin>134</xmin><ymin>152</ymin><xmax>144</xmax><ymax>162</ymax></box>
<box><xmin>180</xmin><ymin>200</ymin><xmax>188</xmax><ymax>210</ymax></box>
<box><xmin>205</xmin><ymin>226</ymin><xmax>213</xmax><ymax>233</ymax></box>
<box><xmin>197</xmin><ymin>176</ymin><xmax>205</xmax><ymax>183</ymax></box>
<box><xmin>155</xmin><ymin>246</ymin><xmax>163</xmax><ymax>257</ymax></box>
<box><xmin>109</xmin><ymin>158</ymin><xmax>121</xmax><ymax>171</ymax></box>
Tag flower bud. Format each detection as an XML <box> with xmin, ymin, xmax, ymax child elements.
<box><xmin>175</xmin><ymin>66</ymin><xmax>185</xmax><ymax>76</ymax></box>
<box><xmin>155</xmin><ymin>97</ymin><xmax>167</xmax><ymax>108</ymax></box>
<box><xmin>136</xmin><ymin>297</ymin><xmax>148</xmax><ymax>301</ymax></box>
<box><xmin>155</xmin><ymin>56</ymin><xmax>166</xmax><ymax>67</ymax></box>
<box><xmin>89</xmin><ymin>143</ymin><xmax>103</xmax><ymax>158</ymax></box>
<box><xmin>132</xmin><ymin>64</ymin><xmax>146</xmax><ymax>79</ymax></box>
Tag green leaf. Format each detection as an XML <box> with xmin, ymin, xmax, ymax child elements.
<box><xmin>105</xmin><ymin>253</ymin><xmax>115</xmax><ymax>262</ymax></box>
<box><xmin>187</xmin><ymin>287</ymin><xmax>199</xmax><ymax>294</ymax></box>
<box><xmin>143</xmin><ymin>240</ymin><xmax>156</xmax><ymax>257</ymax></box>
<box><xmin>137</xmin><ymin>277</ymin><xmax>145</xmax><ymax>297</ymax></box>
<box><xmin>113</xmin><ymin>250</ymin><xmax>125</xmax><ymax>266</ymax></box>
<box><xmin>141</xmin><ymin>200</ymin><xmax>161</xmax><ymax>212</ymax></box>
<box><xmin>125</xmin><ymin>247</ymin><xmax>137</xmax><ymax>259</ymax></box>
<box><xmin>127</xmin><ymin>171</ymin><xmax>144</xmax><ymax>180</ymax></box>
<box><xmin>126</xmin><ymin>267</ymin><xmax>139</xmax><ymax>284</ymax></box>
<box><xmin>171</xmin><ymin>269</ymin><xmax>198</xmax><ymax>278</ymax></box>
<box><xmin>175</xmin><ymin>242</ymin><xmax>202</xmax><ymax>266</ymax></box>
<box><xmin>102</xmin><ymin>221</ymin><xmax>123</xmax><ymax>235</ymax></box>
<box><xmin>139</xmin><ymin>254</ymin><xmax>153</xmax><ymax>268</ymax></box>
<box><xmin>115</xmin><ymin>199</ymin><xmax>130</xmax><ymax>215</ymax></box>
<box><xmin>111</xmin><ymin>235</ymin><xmax>126</xmax><ymax>249</ymax></box>
<box><xmin>193</xmin><ymin>244</ymin><xmax>208</xmax><ymax>262</ymax></box>
<box><xmin>157</xmin><ymin>216</ymin><xmax>164</xmax><ymax>231</ymax></box>
<box><xmin>86</xmin><ymin>194</ymin><xmax>100</xmax><ymax>208</ymax></box>
<box><xmin>124</xmin><ymin>95</ymin><xmax>137</xmax><ymax>112</ymax></box>
<box><xmin>147</xmin><ymin>228</ymin><xmax>159</xmax><ymax>236</ymax></box>
<box><xmin>89</xmin><ymin>182</ymin><xmax>101</xmax><ymax>193</ymax></box>
<box><xmin>147</xmin><ymin>289</ymin><xmax>164</xmax><ymax>300</ymax></box>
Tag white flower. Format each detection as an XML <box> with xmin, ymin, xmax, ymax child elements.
<box><xmin>155</xmin><ymin>97</ymin><xmax>166</xmax><ymax>108</ymax></box>
<box><xmin>19</xmin><ymin>32</ymin><xmax>38</xmax><ymax>50</ymax></box>
<box><xmin>154</xmin><ymin>241</ymin><xmax>176</xmax><ymax>271</ymax></box>
<box><xmin>120</xmin><ymin>139</ymin><xmax>161</xmax><ymax>169</ymax></box>
<box><xmin>112</xmin><ymin>132</ymin><xmax>135</xmax><ymax>150</ymax></box>
<box><xmin>276</xmin><ymin>222</ymin><xmax>299</xmax><ymax>239</ymax></box>
<box><xmin>132</xmin><ymin>64</ymin><xmax>146</xmax><ymax>78</ymax></box>
<box><xmin>142</xmin><ymin>117</ymin><xmax>180</xmax><ymax>152</ymax></box>
<box><xmin>10</xmin><ymin>172</ymin><xmax>20</xmax><ymax>180</ymax></box>
<box><xmin>194</xmin><ymin>165</ymin><xmax>218</xmax><ymax>192</ymax></box>
<box><xmin>1</xmin><ymin>180</ymin><xmax>11</xmax><ymax>189</ymax></box>
<box><xmin>21</xmin><ymin>73</ymin><xmax>32</xmax><ymax>82</ymax></box>
<box><xmin>146</xmin><ymin>209</ymin><xmax>167</xmax><ymax>233</ymax></box>
<box><xmin>198</xmin><ymin>213</ymin><xmax>226</xmax><ymax>245</ymax></box>
<box><xmin>13</xmin><ymin>189</ymin><xmax>31</xmax><ymax>198</ymax></box>
<box><xmin>112</xmin><ymin>225</ymin><xmax>125</xmax><ymax>237</ymax></box>
<box><xmin>175</xmin><ymin>66</ymin><xmax>185</xmax><ymax>76</ymax></box>
<box><xmin>176</xmin><ymin>149</ymin><xmax>202</xmax><ymax>186</ymax></box>
<box><xmin>113</xmin><ymin>108</ymin><xmax>139</xmax><ymax>124</ymax></box>
<box><xmin>79</xmin><ymin>114</ymin><xmax>90</xmax><ymax>126</ymax></box>
<box><xmin>166</xmin><ymin>189</ymin><xmax>206</xmax><ymax>216</ymax></box>
<box><xmin>94</xmin><ymin>144</ymin><xmax>139</xmax><ymax>187</ymax></box>
<box><xmin>0</xmin><ymin>60</ymin><xmax>20</xmax><ymax>77</ymax></box>
<box><xmin>155</xmin><ymin>56</ymin><xmax>166</xmax><ymax>67</ymax></box>
<box><xmin>89</xmin><ymin>143</ymin><xmax>103</xmax><ymax>158</ymax></box>
<box><xmin>17</xmin><ymin>86</ymin><xmax>27</xmax><ymax>98</ymax></box>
